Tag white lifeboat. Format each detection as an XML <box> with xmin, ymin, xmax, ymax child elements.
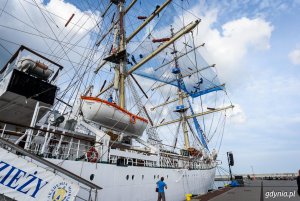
<box><xmin>80</xmin><ymin>96</ymin><xmax>148</xmax><ymax>136</ymax></box>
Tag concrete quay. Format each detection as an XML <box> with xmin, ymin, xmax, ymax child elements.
<box><xmin>190</xmin><ymin>180</ymin><xmax>299</xmax><ymax>201</ymax></box>
<box><xmin>215</xmin><ymin>173</ymin><xmax>297</xmax><ymax>181</ymax></box>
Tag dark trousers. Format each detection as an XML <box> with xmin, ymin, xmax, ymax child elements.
<box><xmin>157</xmin><ymin>192</ymin><xmax>166</xmax><ymax>201</ymax></box>
<box><xmin>298</xmin><ymin>188</ymin><xmax>300</xmax><ymax>196</ymax></box>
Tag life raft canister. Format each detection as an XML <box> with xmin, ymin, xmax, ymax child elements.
<box><xmin>87</xmin><ymin>146</ymin><xmax>99</xmax><ymax>163</ymax></box>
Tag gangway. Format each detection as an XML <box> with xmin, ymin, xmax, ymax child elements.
<box><xmin>0</xmin><ymin>136</ymin><xmax>102</xmax><ymax>201</ymax></box>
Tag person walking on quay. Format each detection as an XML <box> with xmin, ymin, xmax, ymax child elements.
<box><xmin>156</xmin><ymin>177</ymin><xmax>167</xmax><ymax>201</ymax></box>
<box><xmin>297</xmin><ymin>170</ymin><xmax>300</xmax><ymax>196</ymax></box>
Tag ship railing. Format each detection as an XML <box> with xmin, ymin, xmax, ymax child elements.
<box><xmin>105</xmin><ymin>148</ymin><xmax>217</xmax><ymax>169</ymax></box>
<box><xmin>108</xmin><ymin>149</ymin><xmax>158</xmax><ymax>167</ymax></box>
<box><xmin>1</xmin><ymin>121</ymin><xmax>218</xmax><ymax>170</ymax></box>
<box><xmin>160</xmin><ymin>156</ymin><xmax>179</xmax><ymax>168</ymax></box>
<box><xmin>27</xmin><ymin>123</ymin><xmax>159</xmax><ymax>166</ymax></box>
<box><xmin>76</xmin><ymin>186</ymin><xmax>99</xmax><ymax>201</ymax></box>
<box><xmin>0</xmin><ymin>133</ymin><xmax>102</xmax><ymax>201</ymax></box>
<box><xmin>159</xmin><ymin>150</ymin><xmax>217</xmax><ymax>169</ymax></box>
<box><xmin>31</xmin><ymin>132</ymin><xmax>92</xmax><ymax>161</ymax></box>
<box><xmin>0</xmin><ymin>121</ymin><xmax>107</xmax><ymax>163</ymax></box>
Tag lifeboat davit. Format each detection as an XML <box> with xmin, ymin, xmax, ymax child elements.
<box><xmin>80</xmin><ymin>96</ymin><xmax>148</xmax><ymax>136</ymax></box>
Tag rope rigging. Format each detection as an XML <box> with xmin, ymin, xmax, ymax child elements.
<box><xmin>0</xmin><ymin>0</ymin><xmax>232</xmax><ymax>157</ymax></box>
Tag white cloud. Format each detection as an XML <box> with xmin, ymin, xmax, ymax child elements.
<box><xmin>288</xmin><ymin>48</ymin><xmax>300</xmax><ymax>65</ymax></box>
<box><xmin>0</xmin><ymin>0</ymin><xmax>97</xmax><ymax>51</ymax></box>
<box><xmin>196</xmin><ymin>13</ymin><xmax>273</xmax><ymax>85</ymax></box>
<box><xmin>161</xmin><ymin>4</ymin><xmax>273</xmax><ymax>88</ymax></box>
<box><xmin>226</xmin><ymin>104</ymin><xmax>246</xmax><ymax>124</ymax></box>
<box><xmin>0</xmin><ymin>0</ymin><xmax>106</xmax><ymax>99</ymax></box>
<box><xmin>140</xmin><ymin>4</ymin><xmax>274</xmax><ymax>102</ymax></box>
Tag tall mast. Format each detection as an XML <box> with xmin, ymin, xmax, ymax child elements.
<box><xmin>102</xmin><ymin>1</ymin><xmax>199</xmax><ymax>109</ymax></box>
<box><xmin>118</xmin><ymin>0</ymin><xmax>126</xmax><ymax>108</ymax></box>
<box><xmin>127</xmin><ymin>20</ymin><xmax>199</xmax><ymax>74</ymax></box>
<box><xmin>170</xmin><ymin>26</ymin><xmax>190</xmax><ymax>149</ymax></box>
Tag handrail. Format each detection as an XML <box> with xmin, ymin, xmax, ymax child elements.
<box><xmin>0</xmin><ymin>119</ymin><xmax>95</xmax><ymax>142</ymax></box>
<box><xmin>0</xmin><ymin>136</ymin><xmax>102</xmax><ymax>190</ymax></box>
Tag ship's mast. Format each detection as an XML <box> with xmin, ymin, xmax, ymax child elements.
<box><xmin>99</xmin><ymin>1</ymin><xmax>199</xmax><ymax>100</ymax></box>
<box><xmin>94</xmin><ymin>1</ymin><xmax>232</xmax><ymax>150</ymax></box>
<box><xmin>170</xmin><ymin>26</ymin><xmax>190</xmax><ymax>149</ymax></box>
<box><xmin>118</xmin><ymin>0</ymin><xmax>126</xmax><ymax>109</ymax></box>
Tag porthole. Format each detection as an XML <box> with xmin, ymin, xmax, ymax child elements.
<box><xmin>126</xmin><ymin>175</ymin><xmax>129</xmax><ymax>180</ymax></box>
<box><xmin>167</xmin><ymin>175</ymin><xmax>168</xmax><ymax>179</ymax></box>
<box><xmin>142</xmin><ymin>175</ymin><xmax>144</xmax><ymax>180</ymax></box>
<box><xmin>154</xmin><ymin>175</ymin><xmax>156</xmax><ymax>179</ymax></box>
<box><xmin>132</xmin><ymin>175</ymin><xmax>135</xmax><ymax>180</ymax></box>
<box><xmin>157</xmin><ymin>175</ymin><xmax>159</xmax><ymax>179</ymax></box>
<box><xmin>90</xmin><ymin>174</ymin><xmax>95</xmax><ymax>181</ymax></box>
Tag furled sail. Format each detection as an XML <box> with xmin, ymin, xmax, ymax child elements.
<box><xmin>132</xmin><ymin>52</ymin><xmax>224</xmax><ymax>98</ymax></box>
<box><xmin>126</xmin><ymin>16</ymin><xmax>223</xmax><ymax>98</ymax></box>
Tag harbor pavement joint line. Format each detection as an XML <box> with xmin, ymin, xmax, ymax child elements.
<box><xmin>261</xmin><ymin>181</ymin><xmax>264</xmax><ymax>201</ymax></box>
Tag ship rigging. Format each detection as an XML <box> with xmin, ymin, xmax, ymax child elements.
<box><xmin>0</xmin><ymin>1</ymin><xmax>234</xmax><ymax>201</ymax></box>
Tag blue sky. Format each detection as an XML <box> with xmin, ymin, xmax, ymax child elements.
<box><xmin>202</xmin><ymin>0</ymin><xmax>300</xmax><ymax>174</ymax></box>
<box><xmin>0</xmin><ymin>0</ymin><xmax>300</xmax><ymax>174</ymax></box>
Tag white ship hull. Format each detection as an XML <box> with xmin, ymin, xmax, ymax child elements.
<box><xmin>48</xmin><ymin>159</ymin><xmax>216</xmax><ymax>201</ymax></box>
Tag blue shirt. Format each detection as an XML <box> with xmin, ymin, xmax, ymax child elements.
<box><xmin>107</xmin><ymin>97</ymin><xmax>113</xmax><ymax>103</ymax></box>
<box><xmin>157</xmin><ymin>181</ymin><xmax>166</xmax><ymax>193</ymax></box>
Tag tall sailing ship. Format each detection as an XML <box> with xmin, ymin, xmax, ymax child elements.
<box><xmin>0</xmin><ymin>0</ymin><xmax>234</xmax><ymax>201</ymax></box>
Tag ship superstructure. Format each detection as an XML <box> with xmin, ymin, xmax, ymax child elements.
<box><xmin>0</xmin><ymin>1</ymin><xmax>233</xmax><ymax>201</ymax></box>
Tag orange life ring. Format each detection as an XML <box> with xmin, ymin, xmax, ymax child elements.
<box><xmin>87</xmin><ymin>146</ymin><xmax>99</xmax><ymax>163</ymax></box>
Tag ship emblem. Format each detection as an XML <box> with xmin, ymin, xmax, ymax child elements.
<box><xmin>52</xmin><ymin>187</ymin><xmax>67</xmax><ymax>201</ymax></box>
<box><xmin>47</xmin><ymin>181</ymin><xmax>73</xmax><ymax>201</ymax></box>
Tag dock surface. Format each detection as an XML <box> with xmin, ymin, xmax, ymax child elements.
<box><xmin>191</xmin><ymin>180</ymin><xmax>299</xmax><ymax>201</ymax></box>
